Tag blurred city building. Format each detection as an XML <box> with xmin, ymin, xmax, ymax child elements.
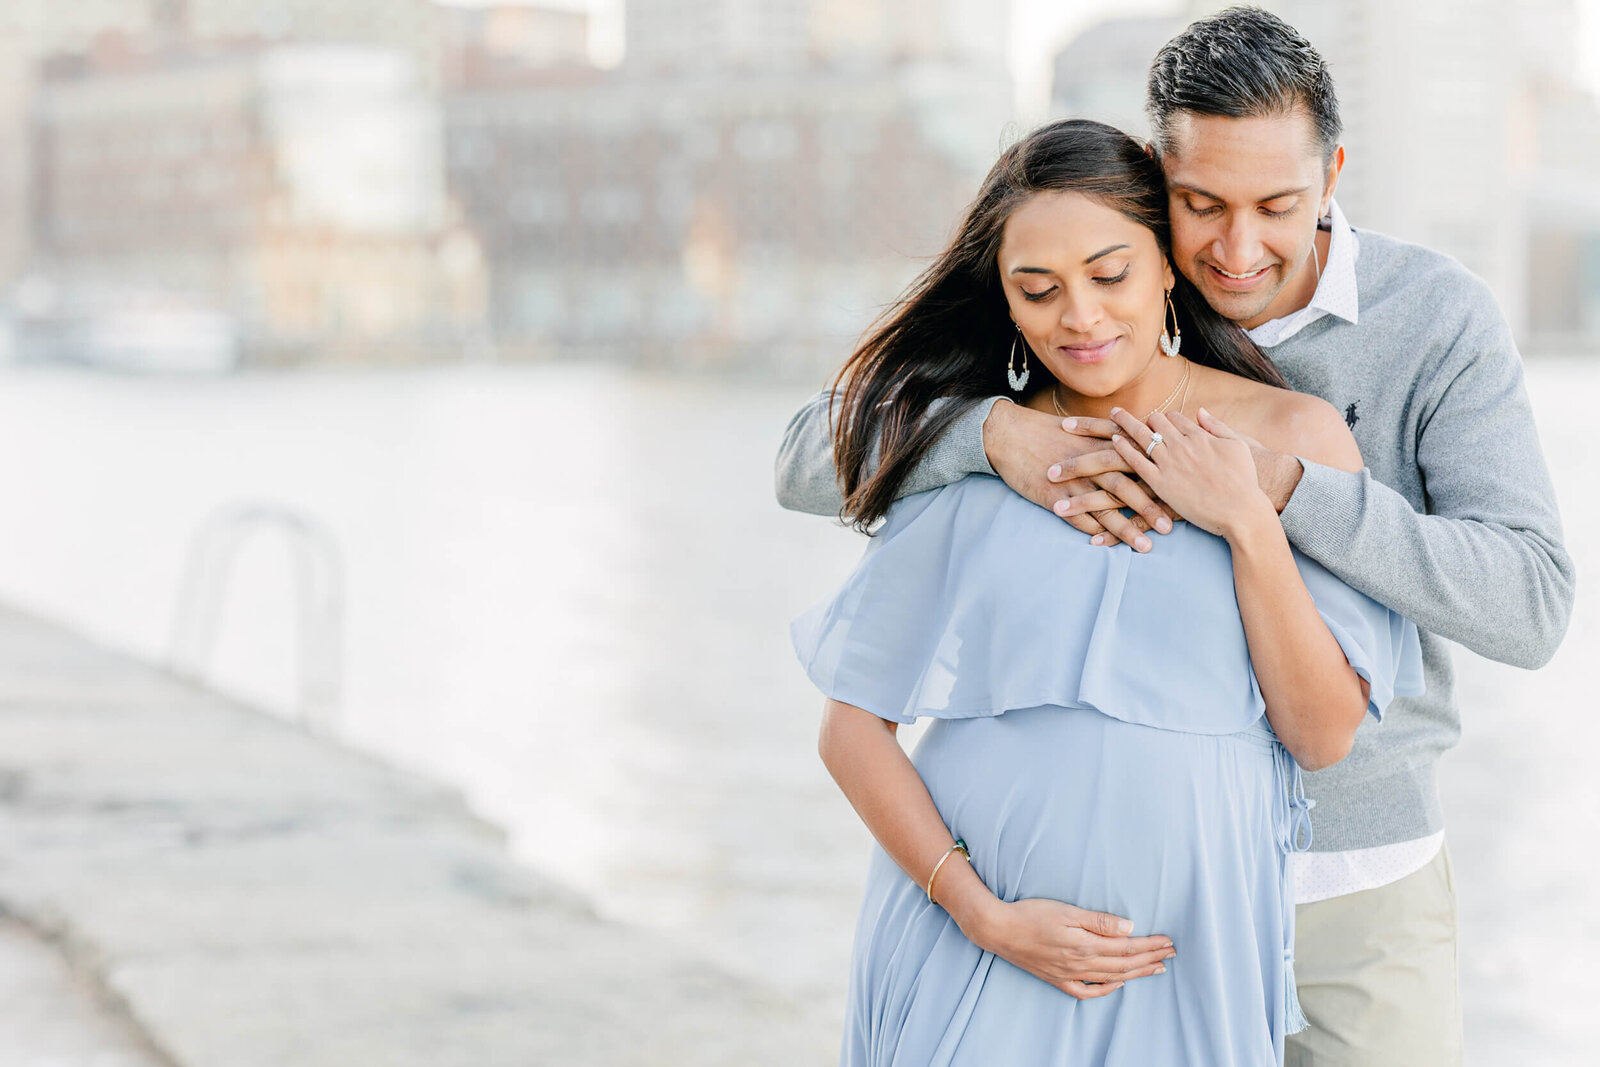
<box><xmin>0</xmin><ymin>0</ymin><xmax>1016</xmax><ymax>372</ymax></box>
<box><xmin>1276</xmin><ymin>0</ymin><xmax>1600</xmax><ymax>349</ymax></box>
<box><xmin>0</xmin><ymin>34</ymin><xmax>30</xmax><ymax>289</ymax></box>
<box><xmin>1048</xmin><ymin>0</ymin><xmax>1600</xmax><ymax>349</ymax></box>
<box><xmin>0</xmin><ymin>35</ymin><xmax>26</xmax><ymax>364</ymax></box>
<box><xmin>0</xmin><ymin>2</ymin><xmax>164</xmax><ymax>58</ymax></box>
<box><xmin>0</xmin><ymin>0</ymin><xmax>1595</xmax><ymax>371</ymax></box>
<box><xmin>1526</xmin><ymin>80</ymin><xmax>1600</xmax><ymax>343</ymax></box>
<box><xmin>1049</xmin><ymin>16</ymin><xmax>1180</xmax><ymax>139</ymax></box>
<box><xmin>178</xmin><ymin>0</ymin><xmax>445</xmax><ymax>85</ymax></box>
<box><xmin>444</xmin><ymin>0</ymin><xmax>1014</xmax><ymax>372</ymax></box>
<box><xmin>625</xmin><ymin>0</ymin><xmax>812</xmax><ymax>73</ymax></box>
<box><xmin>0</xmin><ymin>0</ymin><xmax>444</xmax><ymax>76</ymax></box>
<box><xmin>3</xmin><ymin>1</ymin><xmax>487</xmax><ymax>369</ymax></box>
<box><xmin>27</xmin><ymin>43</ymin><xmax>485</xmax><ymax>369</ymax></box>
<box><xmin>437</xmin><ymin>2</ymin><xmax>591</xmax><ymax>81</ymax></box>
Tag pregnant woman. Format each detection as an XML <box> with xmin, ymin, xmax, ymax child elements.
<box><xmin>791</xmin><ymin>120</ymin><xmax>1422</xmax><ymax>1065</ymax></box>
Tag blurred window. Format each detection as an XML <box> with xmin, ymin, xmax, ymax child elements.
<box><xmin>581</xmin><ymin>187</ymin><xmax>641</xmax><ymax>225</ymax></box>
<box><xmin>819</xmin><ymin>119</ymin><xmax>875</xmax><ymax>156</ymax></box>
<box><xmin>578</xmin><ymin>275</ymin><xmax>640</xmax><ymax>337</ymax></box>
<box><xmin>510</xmin><ymin>190</ymin><xmax>563</xmax><ymax>226</ymax></box>
<box><xmin>819</xmin><ymin>156</ymin><xmax>853</xmax><ymax>192</ymax></box>
<box><xmin>656</xmin><ymin>177</ymin><xmax>692</xmax><ymax>230</ymax></box>
<box><xmin>735</xmin><ymin>120</ymin><xmax>796</xmax><ymax>160</ymax></box>
<box><xmin>452</xmin><ymin>131</ymin><xmax>495</xmax><ymax>170</ymax></box>
<box><xmin>652</xmin><ymin>280</ymin><xmax>708</xmax><ymax>338</ymax></box>
<box><xmin>682</xmin><ymin>125</ymin><xmax>719</xmax><ymax>161</ymax></box>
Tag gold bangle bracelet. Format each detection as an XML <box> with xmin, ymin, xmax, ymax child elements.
<box><xmin>925</xmin><ymin>839</ymin><xmax>970</xmax><ymax>904</ymax></box>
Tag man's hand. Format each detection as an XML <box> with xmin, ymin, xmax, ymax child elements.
<box><xmin>1251</xmin><ymin>439</ymin><xmax>1305</xmax><ymax>513</ymax></box>
<box><xmin>1212</xmin><ymin>418</ymin><xmax>1305</xmax><ymax>512</ymax></box>
<box><xmin>983</xmin><ymin>400</ymin><xmax>1177</xmax><ymax>550</ymax></box>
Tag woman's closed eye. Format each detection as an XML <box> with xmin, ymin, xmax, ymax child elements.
<box><xmin>1021</xmin><ymin>268</ymin><xmax>1127</xmax><ymax>302</ymax></box>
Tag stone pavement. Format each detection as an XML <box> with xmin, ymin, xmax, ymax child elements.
<box><xmin>0</xmin><ymin>918</ymin><xmax>171</xmax><ymax>1067</ymax></box>
<box><xmin>0</xmin><ymin>606</ymin><xmax>833</xmax><ymax>1066</ymax></box>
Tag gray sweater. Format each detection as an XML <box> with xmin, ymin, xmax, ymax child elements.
<box><xmin>774</xmin><ymin>227</ymin><xmax>1576</xmax><ymax>852</ymax></box>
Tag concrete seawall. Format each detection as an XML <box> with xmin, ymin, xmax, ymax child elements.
<box><xmin>0</xmin><ymin>605</ymin><xmax>833</xmax><ymax>1066</ymax></box>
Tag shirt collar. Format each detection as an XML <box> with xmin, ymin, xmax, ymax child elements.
<box><xmin>1242</xmin><ymin>197</ymin><xmax>1360</xmax><ymax>347</ymax></box>
<box><xmin>1312</xmin><ymin>198</ymin><xmax>1359</xmax><ymax>325</ymax></box>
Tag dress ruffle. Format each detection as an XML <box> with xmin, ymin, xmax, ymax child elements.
<box><xmin>792</xmin><ymin>476</ymin><xmax>1423</xmax><ymax>730</ymax></box>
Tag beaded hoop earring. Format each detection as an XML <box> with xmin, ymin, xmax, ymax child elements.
<box><xmin>1007</xmin><ymin>326</ymin><xmax>1030</xmax><ymax>391</ymax></box>
<box><xmin>1159</xmin><ymin>290</ymin><xmax>1182</xmax><ymax>358</ymax></box>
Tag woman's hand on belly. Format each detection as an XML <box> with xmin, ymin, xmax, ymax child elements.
<box><xmin>975</xmin><ymin>897</ymin><xmax>1177</xmax><ymax>999</ymax></box>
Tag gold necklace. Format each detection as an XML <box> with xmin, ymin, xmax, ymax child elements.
<box><xmin>1174</xmin><ymin>363</ymin><xmax>1195</xmax><ymax>417</ymax></box>
<box><xmin>1052</xmin><ymin>356</ymin><xmax>1190</xmax><ymax>420</ymax></box>
<box><xmin>1150</xmin><ymin>357</ymin><xmax>1191</xmax><ymax>416</ymax></box>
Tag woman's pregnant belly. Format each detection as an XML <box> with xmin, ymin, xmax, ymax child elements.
<box><xmin>909</xmin><ymin>705</ymin><xmax>1282</xmax><ymax>931</ymax></box>
<box><xmin>841</xmin><ymin>706</ymin><xmax>1294</xmax><ymax>1066</ymax></box>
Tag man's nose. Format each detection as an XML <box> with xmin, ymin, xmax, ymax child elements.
<box><xmin>1212</xmin><ymin>214</ymin><xmax>1265</xmax><ymax>271</ymax></box>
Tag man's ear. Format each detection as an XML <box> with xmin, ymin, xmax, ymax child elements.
<box><xmin>1320</xmin><ymin>144</ymin><xmax>1346</xmax><ymax>216</ymax></box>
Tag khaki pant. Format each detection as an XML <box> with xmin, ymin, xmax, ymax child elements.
<box><xmin>1285</xmin><ymin>842</ymin><xmax>1463</xmax><ymax>1066</ymax></box>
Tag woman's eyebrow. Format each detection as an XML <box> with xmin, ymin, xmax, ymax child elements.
<box><xmin>1010</xmin><ymin>244</ymin><xmax>1130</xmax><ymax>274</ymax></box>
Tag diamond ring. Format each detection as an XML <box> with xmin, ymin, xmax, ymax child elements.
<box><xmin>1144</xmin><ymin>432</ymin><xmax>1165</xmax><ymax>458</ymax></box>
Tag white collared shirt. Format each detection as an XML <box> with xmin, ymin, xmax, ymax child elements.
<box><xmin>1239</xmin><ymin>197</ymin><xmax>1444</xmax><ymax>903</ymax></box>
<box><xmin>1294</xmin><ymin>829</ymin><xmax>1446</xmax><ymax>904</ymax></box>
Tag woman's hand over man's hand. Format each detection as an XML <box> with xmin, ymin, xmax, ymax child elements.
<box><xmin>983</xmin><ymin>401</ymin><xmax>1179</xmax><ymax>551</ymax></box>
<box><xmin>1105</xmin><ymin>407</ymin><xmax>1279</xmax><ymax>543</ymax></box>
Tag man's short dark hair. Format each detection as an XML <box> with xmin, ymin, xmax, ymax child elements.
<box><xmin>1146</xmin><ymin>6</ymin><xmax>1341</xmax><ymax>162</ymax></box>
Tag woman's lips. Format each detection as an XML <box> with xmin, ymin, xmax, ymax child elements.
<box><xmin>1057</xmin><ymin>338</ymin><xmax>1119</xmax><ymax>364</ymax></box>
<box><xmin>1206</xmin><ymin>262</ymin><xmax>1272</xmax><ymax>291</ymax></box>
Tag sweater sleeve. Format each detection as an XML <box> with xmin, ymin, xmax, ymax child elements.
<box><xmin>773</xmin><ymin>388</ymin><xmax>1004</xmax><ymax>517</ymax></box>
<box><xmin>1278</xmin><ymin>293</ymin><xmax>1575</xmax><ymax>670</ymax></box>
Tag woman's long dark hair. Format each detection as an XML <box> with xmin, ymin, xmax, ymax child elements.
<box><xmin>832</xmin><ymin>119</ymin><xmax>1287</xmax><ymax>530</ymax></box>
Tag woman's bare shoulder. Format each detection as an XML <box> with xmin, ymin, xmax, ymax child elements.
<box><xmin>1207</xmin><ymin>373</ymin><xmax>1363</xmax><ymax>473</ymax></box>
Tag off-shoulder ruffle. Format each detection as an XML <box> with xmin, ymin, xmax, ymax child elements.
<box><xmin>792</xmin><ymin>476</ymin><xmax>1423</xmax><ymax>730</ymax></box>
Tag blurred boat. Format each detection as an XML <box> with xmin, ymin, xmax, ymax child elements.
<box><xmin>11</xmin><ymin>288</ymin><xmax>242</xmax><ymax>374</ymax></box>
<box><xmin>76</xmin><ymin>305</ymin><xmax>241</xmax><ymax>374</ymax></box>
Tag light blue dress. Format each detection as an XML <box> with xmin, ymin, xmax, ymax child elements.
<box><xmin>792</xmin><ymin>475</ymin><xmax>1423</xmax><ymax>1067</ymax></box>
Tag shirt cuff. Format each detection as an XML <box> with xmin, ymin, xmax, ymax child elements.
<box><xmin>1279</xmin><ymin>458</ymin><xmax>1365</xmax><ymax>563</ymax></box>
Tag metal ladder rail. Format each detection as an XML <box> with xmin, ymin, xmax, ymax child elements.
<box><xmin>167</xmin><ymin>502</ymin><xmax>345</xmax><ymax>735</ymax></box>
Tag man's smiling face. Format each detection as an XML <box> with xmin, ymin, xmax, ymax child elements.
<box><xmin>1160</xmin><ymin>108</ymin><xmax>1343</xmax><ymax>330</ymax></box>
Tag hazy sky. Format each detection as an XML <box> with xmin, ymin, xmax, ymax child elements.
<box><xmin>445</xmin><ymin>0</ymin><xmax>1600</xmax><ymax>110</ymax></box>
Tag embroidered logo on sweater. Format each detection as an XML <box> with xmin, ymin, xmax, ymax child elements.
<box><xmin>1344</xmin><ymin>401</ymin><xmax>1360</xmax><ymax>429</ymax></box>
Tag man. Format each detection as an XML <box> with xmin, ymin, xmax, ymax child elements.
<box><xmin>775</xmin><ymin>8</ymin><xmax>1574</xmax><ymax>1064</ymax></box>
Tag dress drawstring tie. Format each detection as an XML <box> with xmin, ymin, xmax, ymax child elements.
<box><xmin>1272</xmin><ymin>740</ymin><xmax>1315</xmax><ymax>1036</ymax></box>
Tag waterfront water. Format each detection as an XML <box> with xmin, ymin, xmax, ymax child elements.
<box><xmin>0</xmin><ymin>361</ymin><xmax>1592</xmax><ymax>1062</ymax></box>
